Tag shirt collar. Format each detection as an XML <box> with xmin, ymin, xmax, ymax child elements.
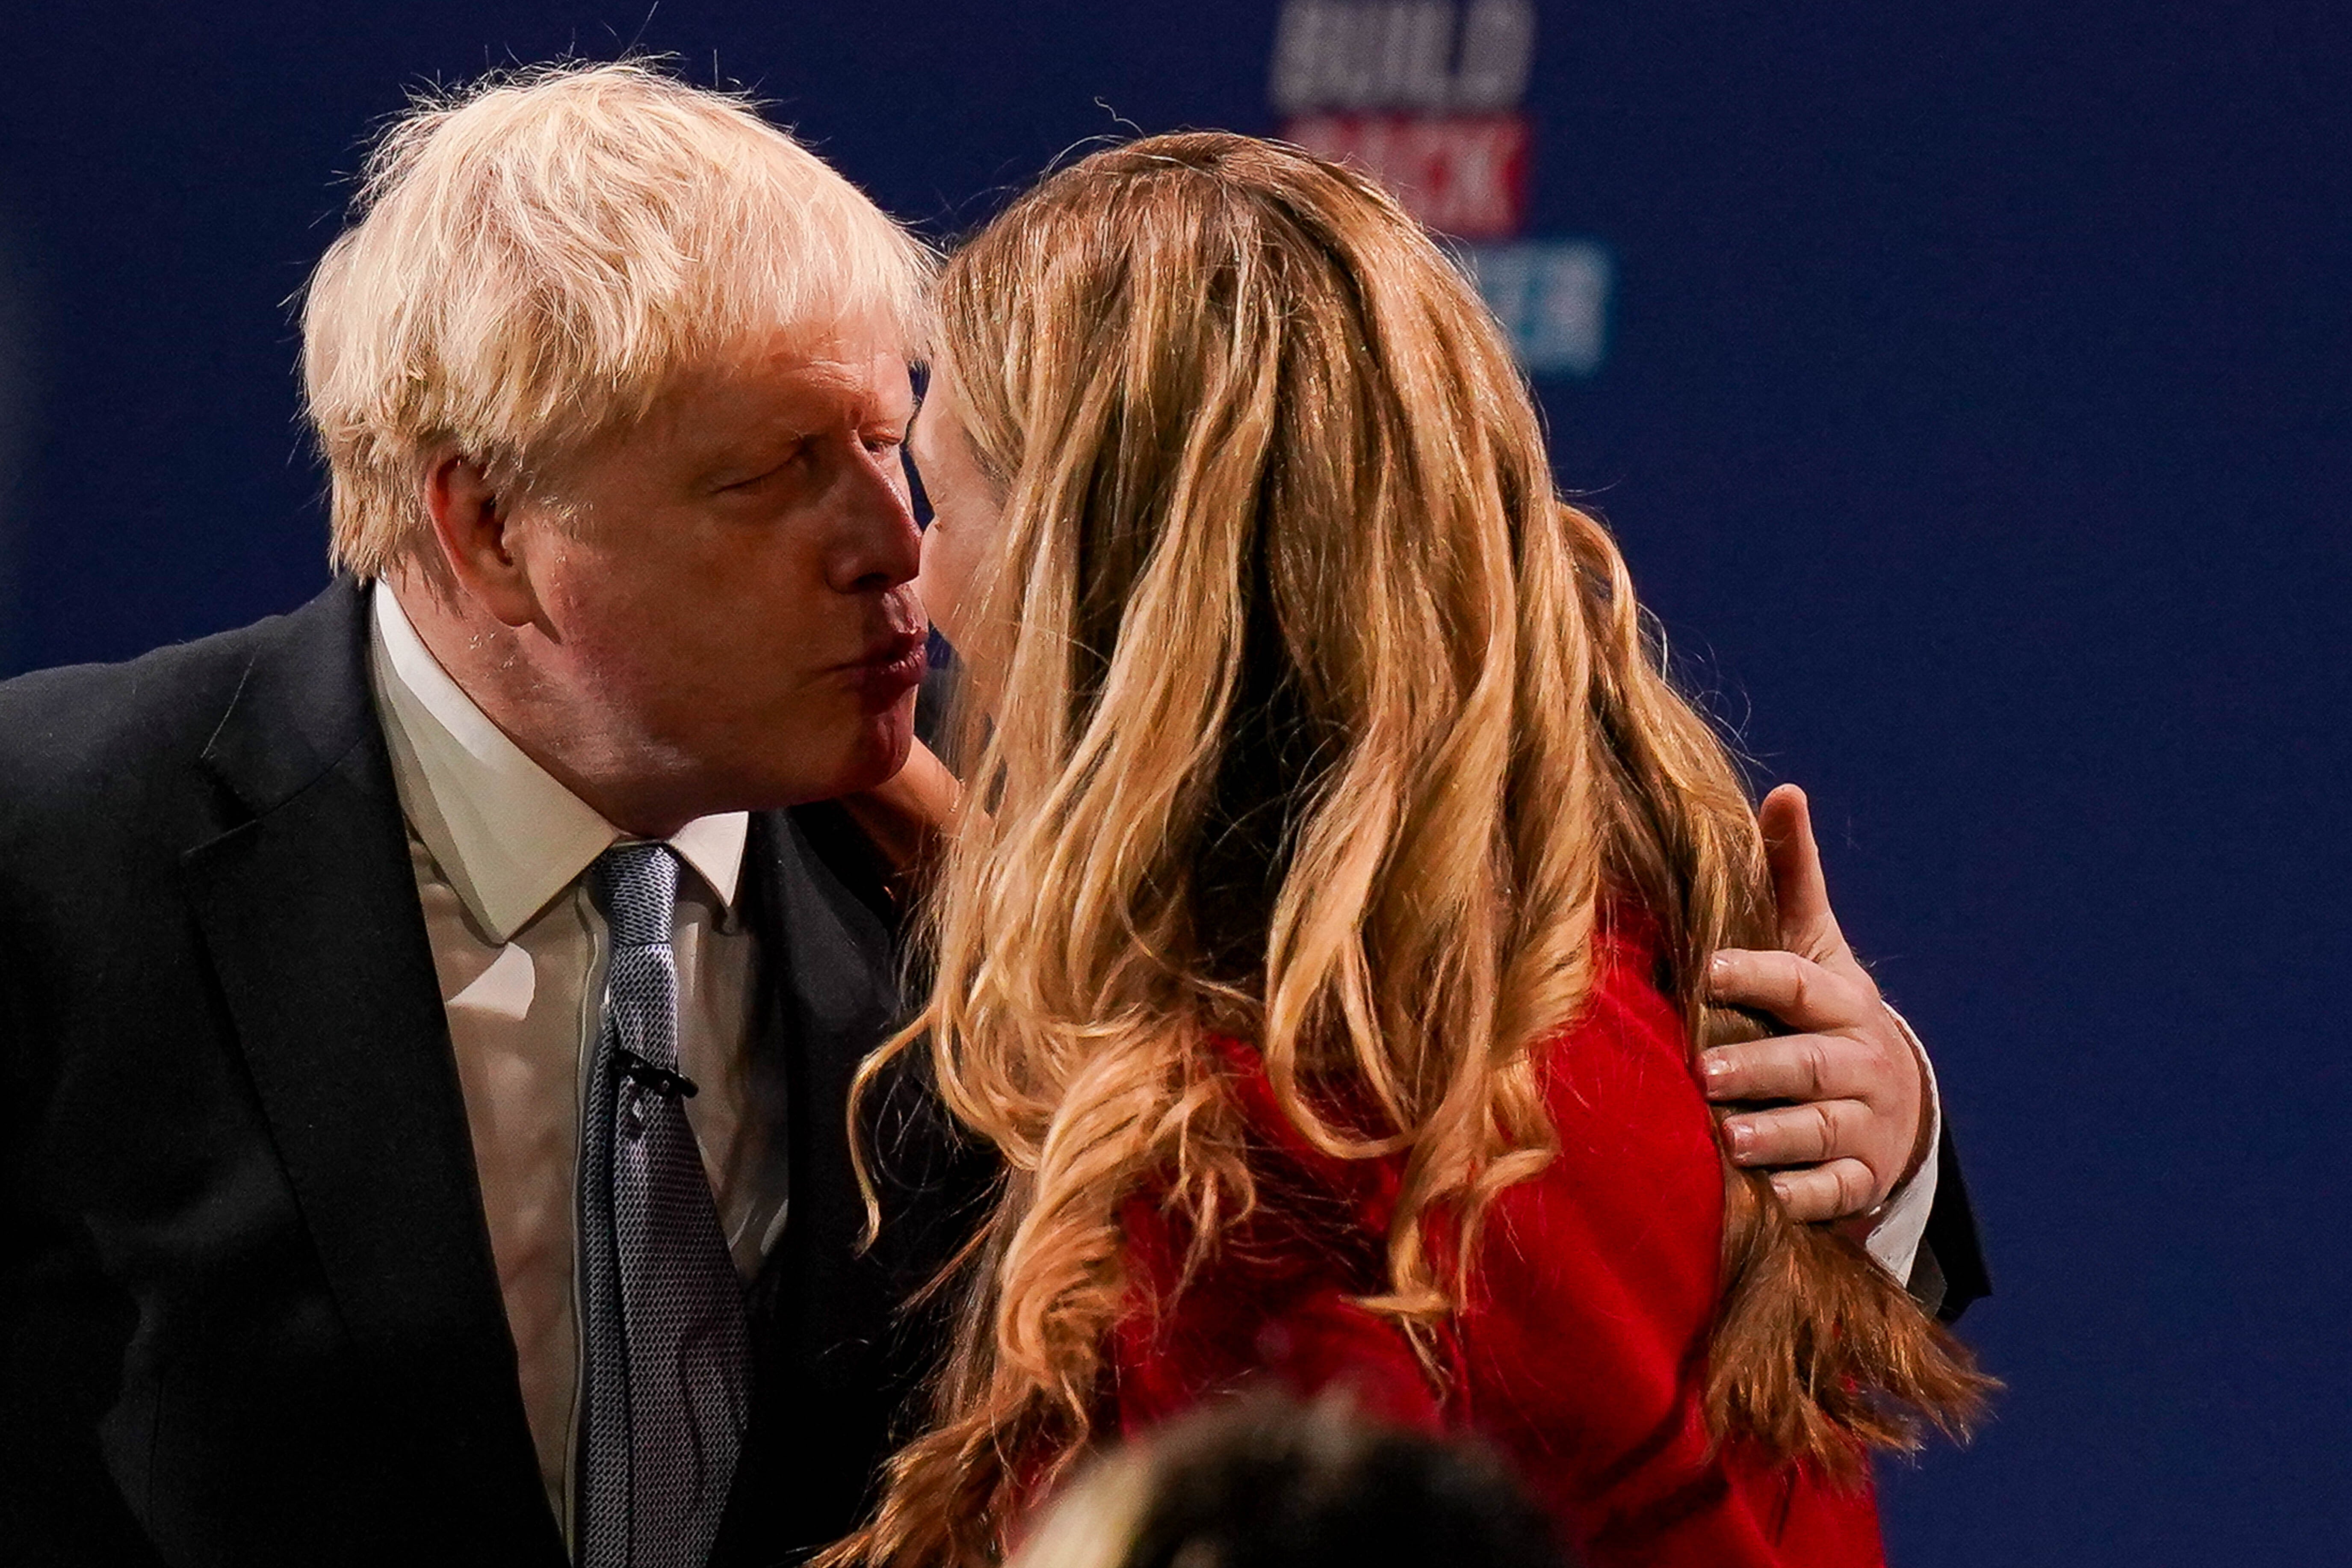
<box><xmin>368</xmin><ymin>581</ymin><xmax>750</xmax><ymax>943</ymax></box>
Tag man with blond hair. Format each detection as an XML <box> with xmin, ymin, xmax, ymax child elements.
<box><xmin>0</xmin><ymin>62</ymin><xmax>976</xmax><ymax>1567</ymax></box>
<box><xmin>0</xmin><ymin>56</ymin><xmax>1980</xmax><ymax>1568</ymax></box>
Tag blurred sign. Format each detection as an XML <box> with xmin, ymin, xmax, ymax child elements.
<box><xmin>1270</xmin><ymin>0</ymin><xmax>1535</xmax><ymax>112</ymax></box>
<box><xmin>1465</xmin><ymin>239</ymin><xmax>1611</xmax><ymax>377</ymax></box>
<box><xmin>1269</xmin><ymin>0</ymin><xmax>1610</xmax><ymax>378</ymax></box>
<box><xmin>1278</xmin><ymin>112</ymin><xmax>1528</xmax><ymax>239</ymax></box>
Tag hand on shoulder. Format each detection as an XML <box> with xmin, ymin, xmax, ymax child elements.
<box><xmin>1697</xmin><ymin>785</ymin><xmax>1933</xmax><ymax>1225</ymax></box>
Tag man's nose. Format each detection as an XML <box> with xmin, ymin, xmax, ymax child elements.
<box><xmin>829</xmin><ymin>444</ymin><xmax>923</xmax><ymax>594</ymax></box>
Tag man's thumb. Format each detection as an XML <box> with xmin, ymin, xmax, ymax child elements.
<box><xmin>1759</xmin><ymin>783</ymin><xmax>1846</xmax><ymax>961</ymax></box>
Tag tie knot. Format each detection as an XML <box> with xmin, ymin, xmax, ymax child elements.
<box><xmin>588</xmin><ymin>842</ymin><xmax>680</xmax><ymax>950</ymax></box>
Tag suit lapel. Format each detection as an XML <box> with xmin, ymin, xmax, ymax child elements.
<box><xmin>715</xmin><ymin>803</ymin><xmax>1002</xmax><ymax>1564</ymax></box>
<box><xmin>709</xmin><ymin>806</ymin><xmax>913</xmax><ymax>1562</ymax></box>
<box><xmin>180</xmin><ymin>582</ymin><xmax>561</xmax><ymax>1561</ymax></box>
<box><xmin>740</xmin><ymin>803</ymin><xmax>907</xmax><ymax>1378</ymax></box>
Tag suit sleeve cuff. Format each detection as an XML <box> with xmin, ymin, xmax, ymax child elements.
<box><xmin>1862</xmin><ymin>1003</ymin><xmax>1940</xmax><ymax>1282</ymax></box>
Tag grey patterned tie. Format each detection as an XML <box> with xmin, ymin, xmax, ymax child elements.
<box><xmin>576</xmin><ymin>842</ymin><xmax>751</xmax><ymax>1568</ymax></box>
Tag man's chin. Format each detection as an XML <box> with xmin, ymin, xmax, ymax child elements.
<box><xmin>820</xmin><ymin>709</ymin><xmax>916</xmax><ymax>800</ymax></box>
<box><xmin>718</xmin><ymin>697</ymin><xmax>916</xmax><ymax>811</ymax></box>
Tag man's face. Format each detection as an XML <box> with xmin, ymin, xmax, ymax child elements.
<box><xmin>509</xmin><ymin>325</ymin><xmax>926</xmax><ymax>821</ymax></box>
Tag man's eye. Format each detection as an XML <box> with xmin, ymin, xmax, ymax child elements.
<box><xmin>716</xmin><ymin>446</ymin><xmax>807</xmax><ymax>492</ymax></box>
<box><xmin>864</xmin><ymin>430</ymin><xmax>905</xmax><ymax>456</ymax></box>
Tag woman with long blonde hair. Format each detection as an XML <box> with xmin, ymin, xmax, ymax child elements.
<box><xmin>839</xmin><ymin>132</ymin><xmax>1990</xmax><ymax>1568</ymax></box>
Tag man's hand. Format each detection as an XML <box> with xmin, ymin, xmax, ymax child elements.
<box><xmin>1701</xmin><ymin>784</ymin><xmax>1931</xmax><ymax>1224</ymax></box>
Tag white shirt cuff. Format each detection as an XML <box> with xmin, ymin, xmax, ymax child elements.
<box><xmin>1862</xmin><ymin>1002</ymin><xmax>1940</xmax><ymax>1283</ymax></box>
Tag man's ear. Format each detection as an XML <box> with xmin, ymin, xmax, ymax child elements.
<box><xmin>421</xmin><ymin>452</ymin><xmax>544</xmax><ymax>629</ymax></box>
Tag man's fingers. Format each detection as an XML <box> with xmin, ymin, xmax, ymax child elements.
<box><xmin>1701</xmin><ymin>1028</ymin><xmax>1847</xmax><ymax>1102</ymax></box>
<box><xmin>1720</xmin><ymin>1098</ymin><xmax>1874</xmax><ymax>1170</ymax></box>
<box><xmin>1765</xmin><ymin>1158</ymin><xmax>1881</xmax><ymax>1223</ymax></box>
<box><xmin>1758</xmin><ymin>784</ymin><xmax>1847</xmax><ymax>963</ymax></box>
<box><xmin>1704</xmin><ymin>950</ymin><xmax>1870</xmax><ymax>1039</ymax></box>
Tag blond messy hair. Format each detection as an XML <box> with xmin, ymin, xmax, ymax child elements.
<box><xmin>301</xmin><ymin>59</ymin><xmax>934</xmax><ymax>581</ymax></box>
<box><xmin>840</xmin><ymin>133</ymin><xmax>1990</xmax><ymax>1568</ymax></box>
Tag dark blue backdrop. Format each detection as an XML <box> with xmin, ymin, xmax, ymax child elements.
<box><xmin>2</xmin><ymin>4</ymin><xmax>2344</xmax><ymax>1561</ymax></box>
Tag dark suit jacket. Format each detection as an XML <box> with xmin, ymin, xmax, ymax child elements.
<box><xmin>0</xmin><ymin>582</ymin><xmax>987</xmax><ymax>1567</ymax></box>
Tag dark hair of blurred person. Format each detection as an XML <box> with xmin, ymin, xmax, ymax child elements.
<box><xmin>1010</xmin><ymin>1396</ymin><xmax>1574</xmax><ymax>1568</ymax></box>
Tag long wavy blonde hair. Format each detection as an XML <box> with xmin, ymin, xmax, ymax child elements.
<box><xmin>839</xmin><ymin>133</ymin><xmax>1989</xmax><ymax>1568</ymax></box>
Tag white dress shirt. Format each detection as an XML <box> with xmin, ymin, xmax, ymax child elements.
<box><xmin>368</xmin><ymin>583</ymin><xmax>788</xmax><ymax>1541</ymax></box>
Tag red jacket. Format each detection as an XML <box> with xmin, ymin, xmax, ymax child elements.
<box><xmin>1109</xmin><ymin>926</ymin><xmax>1884</xmax><ymax>1568</ymax></box>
